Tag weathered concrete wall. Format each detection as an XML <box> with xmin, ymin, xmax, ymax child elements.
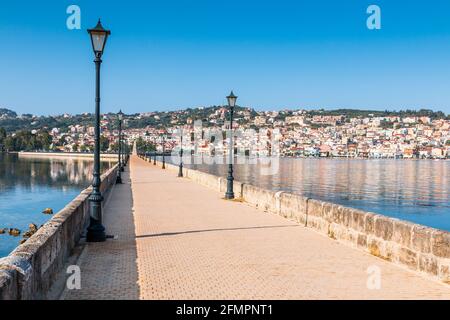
<box><xmin>185</xmin><ymin>169</ymin><xmax>220</xmax><ymax>191</ymax></box>
<box><xmin>140</xmin><ymin>155</ymin><xmax>450</xmax><ymax>284</ymax></box>
<box><xmin>0</xmin><ymin>164</ymin><xmax>119</xmax><ymax>300</ymax></box>
<box><xmin>279</xmin><ymin>193</ymin><xmax>309</xmax><ymax>226</ymax></box>
<box><xmin>0</xmin><ymin>269</ymin><xmax>18</xmax><ymax>300</ymax></box>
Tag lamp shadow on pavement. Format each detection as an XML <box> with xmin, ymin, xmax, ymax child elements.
<box><xmin>135</xmin><ymin>224</ymin><xmax>299</xmax><ymax>239</ymax></box>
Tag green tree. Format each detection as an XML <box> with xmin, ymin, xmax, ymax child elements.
<box><xmin>37</xmin><ymin>131</ymin><xmax>52</xmax><ymax>150</ymax></box>
<box><xmin>100</xmin><ymin>135</ymin><xmax>110</xmax><ymax>152</ymax></box>
<box><xmin>0</xmin><ymin>127</ymin><xmax>6</xmax><ymax>140</ymax></box>
<box><xmin>4</xmin><ymin>136</ymin><xmax>15</xmax><ymax>151</ymax></box>
<box><xmin>58</xmin><ymin>135</ymin><xmax>67</xmax><ymax>146</ymax></box>
<box><xmin>0</xmin><ymin>127</ymin><xmax>6</xmax><ymax>151</ymax></box>
<box><xmin>136</xmin><ymin>137</ymin><xmax>156</xmax><ymax>153</ymax></box>
<box><xmin>109</xmin><ymin>142</ymin><xmax>119</xmax><ymax>152</ymax></box>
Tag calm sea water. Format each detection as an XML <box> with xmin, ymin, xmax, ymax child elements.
<box><xmin>0</xmin><ymin>153</ymin><xmax>113</xmax><ymax>257</ymax></box>
<box><xmin>181</xmin><ymin>157</ymin><xmax>450</xmax><ymax>232</ymax></box>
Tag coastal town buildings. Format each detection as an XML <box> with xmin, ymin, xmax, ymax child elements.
<box><xmin>1</xmin><ymin>108</ymin><xmax>449</xmax><ymax>159</ymax></box>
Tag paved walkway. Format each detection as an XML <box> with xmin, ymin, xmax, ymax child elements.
<box><xmin>62</xmin><ymin>156</ymin><xmax>450</xmax><ymax>300</ymax></box>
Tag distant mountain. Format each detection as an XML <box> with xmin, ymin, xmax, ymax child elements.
<box><xmin>0</xmin><ymin>108</ymin><xmax>17</xmax><ymax>118</ymax></box>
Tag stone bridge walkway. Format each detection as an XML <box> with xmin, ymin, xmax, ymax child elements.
<box><xmin>62</xmin><ymin>156</ymin><xmax>450</xmax><ymax>299</ymax></box>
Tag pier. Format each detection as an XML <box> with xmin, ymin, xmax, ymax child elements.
<box><xmin>59</xmin><ymin>155</ymin><xmax>450</xmax><ymax>300</ymax></box>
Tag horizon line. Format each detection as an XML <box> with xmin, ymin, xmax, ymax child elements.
<box><xmin>2</xmin><ymin>105</ymin><xmax>449</xmax><ymax>117</ymax></box>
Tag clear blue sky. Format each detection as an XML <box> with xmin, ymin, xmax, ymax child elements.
<box><xmin>1</xmin><ymin>0</ymin><xmax>450</xmax><ymax>115</ymax></box>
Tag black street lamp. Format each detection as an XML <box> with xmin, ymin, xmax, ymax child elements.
<box><xmin>121</xmin><ymin>132</ymin><xmax>125</xmax><ymax>171</ymax></box>
<box><xmin>116</xmin><ymin>110</ymin><xmax>123</xmax><ymax>184</ymax></box>
<box><xmin>86</xmin><ymin>20</ymin><xmax>110</xmax><ymax>242</ymax></box>
<box><xmin>225</xmin><ymin>91</ymin><xmax>237</xmax><ymax>200</ymax></box>
<box><xmin>178</xmin><ymin>128</ymin><xmax>184</xmax><ymax>177</ymax></box>
<box><xmin>162</xmin><ymin>134</ymin><xmax>166</xmax><ymax>169</ymax></box>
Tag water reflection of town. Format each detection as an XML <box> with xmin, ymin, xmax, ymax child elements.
<box><xmin>182</xmin><ymin>156</ymin><xmax>449</xmax><ymax>209</ymax></box>
<box><xmin>0</xmin><ymin>154</ymin><xmax>115</xmax><ymax>191</ymax></box>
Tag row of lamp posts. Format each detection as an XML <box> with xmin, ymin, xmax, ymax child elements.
<box><xmin>116</xmin><ymin>110</ymin><xmax>124</xmax><ymax>184</ymax></box>
<box><xmin>137</xmin><ymin>90</ymin><xmax>237</xmax><ymax>200</ymax></box>
<box><xmin>85</xmin><ymin>19</ymin><xmax>238</xmax><ymax>243</ymax></box>
<box><xmin>139</xmin><ymin>91</ymin><xmax>238</xmax><ymax>199</ymax></box>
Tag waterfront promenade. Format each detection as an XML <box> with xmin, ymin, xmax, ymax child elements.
<box><xmin>61</xmin><ymin>155</ymin><xmax>450</xmax><ymax>299</ymax></box>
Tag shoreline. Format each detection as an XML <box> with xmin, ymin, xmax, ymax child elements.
<box><xmin>181</xmin><ymin>154</ymin><xmax>450</xmax><ymax>162</ymax></box>
<box><xmin>2</xmin><ymin>151</ymin><xmax>448</xmax><ymax>161</ymax></box>
<box><xmin>16</xmin><ymin>151</ymin><xmax>119</xmax><ymax>160</ymax></box>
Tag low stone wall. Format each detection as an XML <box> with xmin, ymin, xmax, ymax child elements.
<box><xmin>0</xmin><ymin>165</ymin><xmax>119</xmax><ymax>300</ymax></box>
<box><xmin>140</xmin><ymin>155</ymin><xmax>450</xmax><ymax>284</ymax></box>
<box><xmin>306</xmin><ymin>199</ymin><xmax>449</xmax><ymax>283</ymax></box>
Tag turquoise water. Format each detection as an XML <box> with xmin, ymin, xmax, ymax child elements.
<box><xmin>0</xmin><ymin>153</ymin><xmax>113</xmax><ymax>257</ymax></box>
<box><xmin>181</xmin><ymin>157</ymin><xmax>450</xmax><ymax>232</ymax></box>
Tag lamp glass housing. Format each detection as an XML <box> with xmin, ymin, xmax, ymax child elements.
<box><xmin>227</xmin><ymin>91</ymin><xmax>237</xmax><ymax>108</ymax></box>
<box><xmin>88</xmin><ymin>20</ymin><xmax>111</xmax><ymax>56</ymax></box>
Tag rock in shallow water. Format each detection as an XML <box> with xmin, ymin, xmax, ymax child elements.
<box><xmin>8</xmin><ymin>228</ymin><xmax>21</xmax><ymax>237</ymax></box>
<box><xmin>42</xmin><ymin>208</ymin><xmax>53</xmax><ymax>215</ymax></box>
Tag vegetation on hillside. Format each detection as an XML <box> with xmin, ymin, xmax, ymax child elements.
<box><xmin>0</xmin><ymin>106</ymin><xmax>448</xmax><ymax>137</ymax></box>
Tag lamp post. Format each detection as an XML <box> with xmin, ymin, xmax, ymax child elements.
<box><xmin>121</xmin><ymin>132</ymin><xmax>125</xmax><ymax>171</ymax></box>
<box><xmin>162</xmin><ymin>134</ymin><xmax>166</xmax><ymax>169</ymax></box>
<box><xmin>225</xmin><ymin>91</ymin><xmax>237</xmax><ymax>200</ymax></box>
<box><xmin>116</xmin><ymin>110</ymin><xmax>123</xmax><ymax>184</ymax></box>
<box><xmin>86</xmin><ymin>20</ymin><xmax>110</xmax><ymax>242</ymax></box>
<box><xmin>178</xmin><ymin>128</ymin><xmax>184</xmax><ymax>177</ymax></box>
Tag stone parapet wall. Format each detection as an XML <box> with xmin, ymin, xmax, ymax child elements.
<box><xmin>0</xmin><ymin>164</ymin><xmax>119</xmax><ymax>300</ymax></box>
<box><xmin>142</xmin><ymin>155</ymin><xmax>449</xmax><ymax>283</ymax></box>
